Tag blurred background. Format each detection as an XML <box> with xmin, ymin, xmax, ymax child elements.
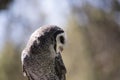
<box><xmin>0</xmin><ymin>0</ymin><xmax>120</xmax><ymax>80</ymax></box>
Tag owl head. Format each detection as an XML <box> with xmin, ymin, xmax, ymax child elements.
<box><xmin>23</xmin><ymin>25</ymin><xmax>66</xmax><ymax>56</ymax></box>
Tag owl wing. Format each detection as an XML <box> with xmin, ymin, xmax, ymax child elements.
<box><xmin>22</xmin><ymin>65</ymin><xmax>27</xmax><ymax>76</ymax></box>
<box><xmin>21</xmin><ymin>51</ymin><xmax>34</xmax><ymax>80</ymax></box>
<box><xmin>22</xmin><ymin>58</ymin><xmax>35</xmax><ymax>80</ymax></box>
<box><xmin>23</xmin><ymin>64</ymin><xmax>35</xmax><ymax>80</ymax></box>
<box><xmin>55</xmin><ymin>53</ymin><xmax>66</xmax><ymax>80</ymax></box>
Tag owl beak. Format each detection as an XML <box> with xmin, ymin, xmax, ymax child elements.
<box><xmin>59</xmin><ymin>46</ymin><xmax>63</xmax><ymax>52</ymax></box>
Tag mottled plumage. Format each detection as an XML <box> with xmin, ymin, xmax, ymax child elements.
<box><xmin>21</xmin><ymin>25</ymin><xmax>66</xmax><ymax>80</ymax></box>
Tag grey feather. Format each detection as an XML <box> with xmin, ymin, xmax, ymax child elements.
<box><xmin>21</xmin><ymin>25</ymin><xmax>66</xmax><ymax>80</ymax></box>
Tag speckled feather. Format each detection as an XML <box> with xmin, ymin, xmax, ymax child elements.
<box><xmin>21</xmin><ymin>25</ymin><xmax>66</xmax><ymax>80</ymax></box>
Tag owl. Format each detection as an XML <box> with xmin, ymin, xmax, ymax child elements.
<box><xmin>21</xmin><ymin>25</ymin><xmax>67</xmax><ymax>80</ymax></box>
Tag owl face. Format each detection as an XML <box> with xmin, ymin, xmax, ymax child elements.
<box><xmin>55</xmin><ymin>32</ymin><xmax>66</xmax><ymax>53</ymax></box>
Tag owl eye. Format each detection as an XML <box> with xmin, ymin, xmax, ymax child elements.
<box><xmin>59</xmin><ymin>36</ymin><xmax>64</xmax><ymax>44</ymax></box>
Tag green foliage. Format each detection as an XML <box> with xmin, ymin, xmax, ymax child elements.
<box><xmin>62</xmin><ymin>17</ymin><xmax>96</xmax><ymax>80</ymax></box>
<box><xmin>0</xmin><ymin>42</ymin><xmax>27</xmax><ymax>80</ymax></box>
